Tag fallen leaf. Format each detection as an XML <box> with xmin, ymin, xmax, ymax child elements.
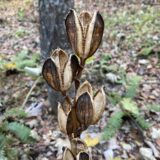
<box><xmin>4</xmin><ymin>62</ymin><xmax>16</xmax><ymax>69</ymax></box>
<box><xmin>83</xmin><ymin>134</ymin><xmax>100</xmax><ymax>147</ymax></box>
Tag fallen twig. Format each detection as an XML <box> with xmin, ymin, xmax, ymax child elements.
<box><xmin>22</xmin><ymin>76</ymin><xmax>41</xmax><ymax>109</ymax></box>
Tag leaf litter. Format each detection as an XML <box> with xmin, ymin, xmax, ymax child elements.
<box><xmin>0</xmin><ymin>0</ymin><xmax>160</xmax><ymax>159</ymax></box>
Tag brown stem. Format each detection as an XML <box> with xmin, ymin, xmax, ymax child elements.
<box><xmin>22</xmin><ymin>76</ymin><xmax>41</xmax><ymax>109</ymax></box>
<box><xmin>73</xmin><ymin>58</ymin><xmax>86</xmax><ymax>90</ymax></box>
<box><xmin>61</xmin><ymin>91</ymin><xmax>67</xmax><ymax>97</ymax></box>
<box><xmin>74</xmin><ymin>79</ymin><xmax>80</xmax><ymax>91</ymax></box>
<box><xmin>65</xmin><ymin>95</ymin><xmax>72</xmax><ymax>105</ymax></box>
<box><xmin>80</xmin><ymin>58</ymin><xmax>86</xmax><ymax>66</ymax></box>
<box><xmin>128</xmin><ymin>115</ymin><xmax>145</xmax><ymax>141</ymax></box>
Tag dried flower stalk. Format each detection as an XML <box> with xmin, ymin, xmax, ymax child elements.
<box><xmin>42</xmin><ymin>9</ymin><xmax>105</xmax><ymax>160</ymax></box>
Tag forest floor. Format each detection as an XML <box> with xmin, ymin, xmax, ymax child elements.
<box><xmin>0</xmin><ymin>0</ymin><xmax>160</xmax><ymax>160</ymax></box>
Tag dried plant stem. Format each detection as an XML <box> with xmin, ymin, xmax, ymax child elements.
<box><xmin>74</xmin><ymin>60</ymin><xmax>85</xmax><ymax>90</ymax></box>
<box><xmin>128</xmin><ymin>115</ymin><xmax>145</xmax><ymax>140</ymax></box>
<box><xmin>22</xmin><ymin>76</ymin><xmax>41</xmax><ymax>109</ymax></box>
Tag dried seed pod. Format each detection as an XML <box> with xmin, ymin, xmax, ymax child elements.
<box><xmin>62</xmin><ymin>97</ymin><xmax>72</xmax><ymax>115</ymax></box>
<box><xmin>75</xmin><ymin>81</ymin><xmax>106</xmax><ymax>127</ymax></box>
<box><xmin>65</xmin><ymin>9</ymin><xmax>104</xmax><ymax>61</ymax></box>
<box><xmin>58</xmin><ymin>103</ymin><xmax>68</xmax><ymax>134</ymax></box>
<box><xmin>76</xmin><ymin>81</ymin><xmax>93</xmax><ymax>100</ymax></box>
<box><xmin>77</xmin><ymin>151</ymin><xmax>90</xmax><ymax>160</ymax></box>
<box><xmin>71</xmin><ymin>138</ymin><xmax>88</xmax><ymax>156</ymax></box>
<box><xmin>66</xmin><ymin>108</ymin><xmax>81</xmax><ymax>137</ymax></box>
<box><xmin>92</xmin><ymin>87</ymin><xmax>106</xmax><ymax>124</ymax></box>
<box><xmin>63</xmin><ymin>148</ymin><xmax>76</xmax><ymax>160</ymax></box>
<box><xmin>42</xmin><ymin>48</ymin><xmax>72</xmax><ymax>92</ymax></box>
<box><xmin>75</xmin><ymin>92</ymin><xmax>93</xmax><ymax>129</ymax></box>
<box><xmin>42</xmin><ymin>58</ymin><xmax>60</xmax><ymax>91</ymax></box>
<box><xmin>71</xmin><ymin>55</ymin><xmax>82</xmax><ymax>79</ymax></box>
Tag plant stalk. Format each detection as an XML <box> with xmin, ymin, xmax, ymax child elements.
<box><xmin>22</xmin><ymin>76</ymin><xmax>41</xmax><ymax>109</ymax></box>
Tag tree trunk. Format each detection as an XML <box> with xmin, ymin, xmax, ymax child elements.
<box><xmin>39</xmin><ymin>0</ymin><xmax>74</xmax><ymax>114</ymax></box>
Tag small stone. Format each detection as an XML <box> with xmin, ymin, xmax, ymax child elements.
<box><xmin>151</xmin><ymin>90</ymin><xmax>159</xmax><ymax>97</ymax></box>
<box><xmin>26</xmin><ymin>102</ymin><xmax>43</xmax><ymax>117</ymax></box>
<box><xmin>104</xmin><ymin>149</ymin><xmax>114</xmax><ymax>160</ymax></box>
<box><xmin>138</xmin><ymin>59</ymin><xmax>149</xmax><ymax>65</ymax></box>
<box><xmin>108</xmin><ymin>138</ymin><xmax>120</xmax><ymax>150</ymax></box>
<box><xmin>26</xmin><ymin>119</ymin><xmax>38</xmax><ymax>128</ymax></box>
<box><xmin>144</xmin><ymin>141</ymin><xmax>160</xmax><ymax>158</ymax></box>
<box><xmin>140</xmin><ymin>147</ymin><xmax>156</xmax><ymax>160</ymax></box>
<box><xmin>46</xmin><ymin>151</ymin><xmax>53</xmax><ymax>157</ymax></box>
<box><xmin>121</xmin><ymin>150</ymin><xmax>128</xmax><ymax>159</ymax></box>
<box><xmin>30</xmin><ymin>130</ymin><xmax>40</xmax><ymax>141</ymax></box>
<box><xmin>151</xmin><ymin>127</ymin><xmax>160</xmax><ymax>139</ymax></box>
<box><xmin>156</xmin><ymin>139</ymin><xmax>160</xmax><ymax>147</ymax></box>
<box><xmin>106</xmin><ymin>73</ymin><xmax>119</xmax><ymax>83</ymax></box>
<box><xmin>41</xmin><ymin>158</ymin><xmax>48</xmax><ymax>160</ymax></box>
<box><xmin>102</xmin><ymin>41</ymin><xmax>109</xmax><ymax>48</ymax></box>
<box><xmin>121</xmin><ymin>142</ymin><xmax>132</xmax><ymax>151</ymax></box>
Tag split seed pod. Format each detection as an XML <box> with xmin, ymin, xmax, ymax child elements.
<box><xmin>71</xmin><ymin>138</ymin><xmax>88</xmax><ymax>156</ymax></box>
<box><xmin>63</xmin><ymin>148</ymin><xmax>75</xmax><ymax>160</ymax></box>
<box><xmin>65</xmin><ymin>9</ymin><xmax>104</xmax><ymax>61</ymax></box>
<box><xmin>58</xmin><ymin>81</ymin><xmax>106</xmax><ymax>136</ymax></box>
<box><xmin>63</xmin><ymin>148</ymin><xmax>90</xmax><ymax>160</ymax></box>
<box><xmin>42</xmin><ymin>48</ymin><xmax>73</xmax><ymax>92</ymax></box>
<box><xmin>75</xmin><ymin>92</ymin><xmax>93</xmax><ymax>129</ymax></box>
<box><xmin>75</xmin><ymin>81</ymin><xmax>106</xmax><ymax>126</ymax></box>
<box><xmin>77</xmin><ymin>151</ymin><xmax>90</xmax><ymax>160</ymax></box>
<box><xmin>58</xmin><ymin>103</ymin><xmax>81</xmax><ymax>137</ymax></box>
<box><xmin>58</xmin><ymin>103</ymin><xmax>68</xmax><ymax>134</ymax></box>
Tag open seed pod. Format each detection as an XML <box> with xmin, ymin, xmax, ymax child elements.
<box><xmin>70</xmin><ymin>138</ymin><xmax>88</xmax><ymax>156</ymax></box>
<box><xmin>76</xmin><ymin>81</ymin><xmax>93</xmax><ymax>100</ymax></box>
<box><xmin>58</xmin><ymin>103</ymin><xmax>81</xmax><ymax>137</ymax></box>
<box><xmin>42</xmin><ymin>48</ymin><xmax>74</xmax><ymax>92</ymax></box>
<box><xmin>66</xmin><ymin>108</ymin><xmax>81</xmax><ymax>137</ymax></box>
<box><xmin>92</xmin><ymin>87</ymin><xmax>106</xmax><ymax>124</ymax></box>
<box><xmin>62</xmin><ymin>97</ymin><xmax>72</xmax><ymax>114</ymax></box>
<box><xmin>75</xmin><ymin>81</ymin><xmax>93</xmax><ymax>129</ymax></box>
<box><xmin>75</xmin><ymin>81</ymin><xmax>106</xmax><ymax>126</ymax></box>
<box><xmin>63</xmin><ymin>148</ymin><xmax>90</xmax><ymax>160</ymax></box>
<box><xmin>77</xmin><ymin>151</ymin><xmax>90</xmax><ymax>160</ymax></box>
<box><xmin>75</xmin><ymin>92</ymin><xmax>93</xmax><ymax>130</ymax></box>
<box><xmin>65</xmin><ymin>9</ymin><xmax>104</xmax><ymax>62</ymax></box>
<box><xmin>71</xmin><ymin>55</ymin><xmax>83</xmax><ymax>79</ymax></box>
<box><xmin>71</xmin><ymin>54</ymin><xmax>83</xmax><ymax>89</ymax></box>
<box><xmin>58</xmin><ymin>103</ymin><xmax>68</xmax><ymax>134</ymax></box>
<box><xmin>63</xmin><ymin>148</ymin><xmax>76</xmax><ymax>160</ymax></box>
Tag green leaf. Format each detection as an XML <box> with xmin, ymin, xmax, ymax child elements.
<box><xmin>7</xmin><ymin>122</ymin><xmax>31</xmax><ymax>143</ymax></box>
<box><xmin>125</xmin><ymin>75</ymin><xmax>141</xmax><ymax>98</ymax></box>
<box><xmin>101</xmin><ymin>54</ymin><xmax>112</xmax><ymax>63</ymax></box>
<box><xmin>4</xmin><ymin>108</ymin><xmax>27</xmax><ymax>119</ymax></box>
<box><xmin>5</xmin><ymin>148</ymin><xmax>18</xmax><ymax>160</ymax></box>
<box><xmin>102</xmin><ymin>111</ymin><xmax>124</xmax><ymax>140</ymax></box>
<box><xmin>107</xmin><ymin>92</ymin><xmax>122</xmax><ymax>105</ymax></box>
<box><xmin>146</xmin><ymin>104</ymin><xmax>160</xmax><ymax>112</ymax></box>
<box><xmin>0</xmin><ymin>134</ymin><xmax>7</xmax><ymax>149</ymax></box>
<box><xmin>0</xmin><ymin>150</ymin><xmax>8</xmax><ymax>160</ymax></box>
<box><xmin>121</xmin><ymin>98</ymin><xmax>139</xmax><ymax>115</ymax></box>
<box><xmin>134</xmin><ymin>115</ymin><xmax>150</xmax><ymax>130</ymax></box>
<box><xmin>24</xmin><ymin>66</ymin><xmax>42</xmax><ymax>77</ymax></box>
<box><xmin>85</xmin><ymin>56</ymin><xmax>95</xmax><ymax>64</ymax></box>
<box><xmin>15</xmin><ymin>29</ymin><xmax>27</xmax><ymax>38</ymax></box>
<box><xmin>138</xmin><ymin>46</ymin><xmax>153</xmax><ymax>56</ymax></box>
<box><xmin>11</xmin><ymin>50</ymin><xmax>40</xmax><ymax>70</ymax></box>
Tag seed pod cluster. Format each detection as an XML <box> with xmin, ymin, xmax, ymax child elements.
<box><xmin>58</xmin><ymin>81</ymin><xmax>106</xmax><ymax>137</ymax></box>
<box><xmin>42</xmin><ymin>9</ymin><xmax>105</xmax><ymax>160</ymax></box>
<box><xmin>63</xmin><ymin>138</ymin><xmax>90</xmax><ymax>160</ymax></box>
